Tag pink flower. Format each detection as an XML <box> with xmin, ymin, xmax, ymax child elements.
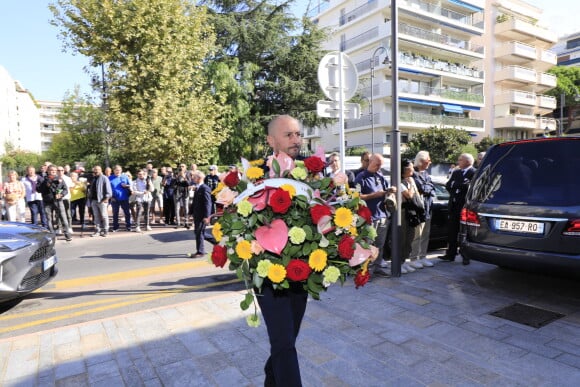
<box><xmin>267</xmin><ymin>152</ymin><xmax>295</xmax><ymax>178</ymax></box>
<box><xmin>216</xmin><ymin>187</ymin><xmax>237</xmax><ymax>207</ymax></box>
<box><xmin>251</xmin><ymin>240</ymin><xmax>265</xmax><ymax>255</ymax></box>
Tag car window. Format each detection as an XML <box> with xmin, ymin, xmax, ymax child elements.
<box><xmin>470</xmin><ymin>139</ymin><xmax>580</xmax><ymax>206</ymax></box>
<box><xmin>433</xmin><ymin>183</ymin><xmax>449</xmax><ymax>200</ymax></box>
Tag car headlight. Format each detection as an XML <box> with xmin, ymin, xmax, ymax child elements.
<box><xmin>0</xmin><ymin>238</ymin><xmax>32</xmax><ymax>252</ymax></box>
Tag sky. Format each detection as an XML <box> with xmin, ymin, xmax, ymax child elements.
<box><xmin>0</xmin><ymin>0</ymin><xmax>577</xmax><ymax>102</ymax></box>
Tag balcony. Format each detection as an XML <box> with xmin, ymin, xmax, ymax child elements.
<box><xmin>495</xmin><ymin>41</ymin><xmax>536</xmax><ymax>64</ymax></box>
<box><xmin>398</xmin><ymin>82</ymin><xmax>484</xmax><ymax>104</ymax></box>
<box><xmin>341</xmin><ymin>26</ymin><xmax>379</xmax><ymax>51</ymax></box>
<box><xmin>494</xmin><ymin>90</ymin><xmax>536</xmax><ymax>106</ymax></box>
<box><xmin>399</xmin><ymin>112</ymin><xmax>484</xmax><ymax>130</ymax></box>
<box><xmin>495</xmin><ymin>65</ymin><xmax>536</xmax><ymax>84</ymax></box>
<box><xmin>538</xmin><ymin>117</ymin><xmax>557</xmax><ymax>131</ymax></box>
<box><xmin>399</xmin><ymin>0</ymin><xmax>484</xmax><ymax>32</ymax></box>
<box><xmin>398</xmin><ymin>51</ymin><xmax>484</xmax><ymax>80</ymax></box>
<box><xmin>494</xmin><ymin>114</ymin><xmax>537</xmax><ymax>129</ymax></box>
<box><xmin>399</xmin><ymin>22</ymin><xmax>485</xmax><ymax>58</ymax></box>
<box><xmin>535</xmin><ymin>49</ymin><xmax>557</xmax><ymax>72</ymax></box>
<box><xmin>495</xmin><ymin>15</ymin><xmax>557</xmax><ymax>46</ymax></box>
<box><xmin>537</xmin><ymin>72</ymin><xmax>557</xmax><ymax>89</ymax></box>
<box><xmin>537</xmin><ymin>95</ymin><xmax>557</xmax><ymax>110</ymax></box>
<box><xmin>339</xmin><ymin>0</ymin><xmax>378</xmax><ymax>26</ymax></box>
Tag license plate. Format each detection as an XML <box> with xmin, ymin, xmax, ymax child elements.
<box><xmin>43</xmin><ymin>255</ymin><xmax>57</xmax><ymax>271</ymax></box>
<box><xmin>496</xmin><ymin>219</ymin><xmax>544</xmax><ymax>234</ymax></box>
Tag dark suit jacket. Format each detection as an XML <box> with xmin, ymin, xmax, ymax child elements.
<box><xmin>445</xmin><ymin>166</ymin><xmax>475</xmax><ymax>212</ymax></box>
<box><xmin>191</xmin><ymin>183</ymin><xmax>212</xmax><ymax>220</ymax></box>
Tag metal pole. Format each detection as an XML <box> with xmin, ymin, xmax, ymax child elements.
<box><xmin>339</xmin><ymin>52</ymin><xmax>346</xmax><ymax>173</ymax></box>
<box><xmin>370</xmin><ymin>59</ymin><xmax>375</xmax><ymax>154</ymax></box>
<box><xmin>390</xmin><ymin>0</ymin><xmax>401</xmax><ymax>277</ymax></box>
<box><xmin>101</xmin><ymin>63</ymin><xmax>110</xmax><ymax>169</ymax></box>
<box><xmin>560</xmin><ymin>92</ymin><xmax>564</xmax><ymax>136</ymax></box>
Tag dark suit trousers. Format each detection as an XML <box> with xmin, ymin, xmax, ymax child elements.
<box><xmin>446</xmin><ymin>207</ymin><xmax>462</xmax><ymax>256</ymax></box>
<box><xmin>193</xmin><ymin>217</ymin><xmax>206</xmax><ymax>254</ymax></box>
<box><xmin>256</xmin><ymin>284</ymin><xmax>307</xmax><ymax>387</ymax></box>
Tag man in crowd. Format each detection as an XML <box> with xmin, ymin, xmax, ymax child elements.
<box><xmin>22</xmin><ymin>165</ymin><xmax>47</xmax><ymax>227</ymax></box>
<box><xmin>109</xmin><ymin>165</ymin><xmax>132</xmax><ymax>232</ymax></box>
<box><xmin>36</xmin><ymin>165</ymin><xmax>72</xmax><ymax>242</ymax></box>
<box><xmin>89</xmin><ymin>166</ymin><xmax>112</xmax><ymax>237</ymax></box>
<box><xmin>131</xmin><ymin>169</ymin><xmax>153</xmax><ymax>232</ymax></box>
<box><xmin>204</xmin><ymin>165</ymin><xmax>220</xmax><ymax>214</ymax></box>
<box><xmin>173</xmin><ymin>164</ymin><xmax>191</xmax><ymax>229</ymax></box>
<box><xmin>162</xmin><ymin>167</ymin><xmax>176</xmax><ymax>225</ymax></box>
<box><xmin>355</xmin><ymin>153</ymin><xmax>396</xmax><ymax>277</ymax></box>
<box><xmin>353</xmin><ymin>151</ymin><xmax>370</xmax><ymax>179</ymax></box>
<box><xmin>189</xmin><ymin>170</ymin><xmax>212</xmax><ymax>257</ymax></box>
<box><xmin>149</xmin><ymin>168</ymin><xmax>163</xmax><ymax>224</ymax></box>
<box><xmin>440</xmin><ymin>153</ymin><xmax>475</xmax><ymax>264</ymax></box>
<box><xmin>409</xmin><ymin>151</ymin><xmax>436</xmax><ymax>269</ymax></box>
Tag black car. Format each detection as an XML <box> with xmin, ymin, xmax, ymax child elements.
<box><xmin>0</xmin><ymin>222</ymin><xmax>58</xmax><ymax>304</ymax></box>
<box><xmin>459</xmin><ymin>136</ymin><xmax>580</xmax><ymax>273</ymax></box>
<box><xmin>429</xmin><ymin>177</ymin><xmax>450</xmax><ymax>245</ymax></box>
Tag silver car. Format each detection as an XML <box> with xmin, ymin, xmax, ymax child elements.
<box><xmin>0</xmin><ymin>222</ymin><xmax>58</xmax><ymax>304</ymax></box>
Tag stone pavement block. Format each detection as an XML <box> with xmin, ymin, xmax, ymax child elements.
<box><xmin>390</xmin><ymin>309</ymin><xmax>439</xmax><ymax>329</ymax></box>
<box><xmin>51</xmin><ymin>328</ymin><xmax>80</xmax><ymax>346</ymax></box>
<box><xmin>177</xmin><ymin>331</ymin><xmax>219</xmax><ymax>358</ymax></box>
<box><xmin>402</xmin><ymin>339</ymin><xmax>455</xmax><ymax>363</ymax></box>
<box><xmin>547</xmin><ymin>338</ymin><xmax>580</xmax><ymax>356</ymax></box>
<box><xmin>298</xmin><ymin>337</ymin><xmax>336</xmax><ymax>365</ymax></box>
<box><xmin>374</xmin><ymin>340</ymin><xmax>425</xmax><ymax>366</ymax></box>
<box><xmin>500</xmin><ymin>351</ymin><xmax>580</xmax><ymax>386</ymax></box>
<box><xmin>141</xmin><ymin>339</ymin><xmax>191</xmax><ymax>367</ymax></box>
<box><xmin>210</xmin><ymin>328</ymin><xmax>253</xmax><ymax>353</ymax></box>
<box><xmin>441</xmin><ymin>355</ymin><xmax>501</xmax><ymax>385</ymax></box>
<box><xmin>556</xmin><ymin>353</ymin><xmax>580</xmax><ymax>369</ymax></box>
<box><xmin>393</xmin><ymin>292</ymin><xmax>431</xmax><ymax>306</ymax></box>
<box><xmin>143</xmin><ymin>378</ymin><xmax>162</xmax><ymax>387</ymax></box>
<box><xmin>155</xmin><ymin>358</ymin><xmax>212</xmax><ymax>387</ymax></box>
<box><xmin>132</xmin><ymin>356</ymin><xmax>157</xmax><ymax>382</ymax></box>
<box><xmin>315</xmin><ymin>357</ymin><xmax>386</xmax><ymax>386</ymax></box>
<box><xmin>54</xmin><ymin>342</ymin><xmax>81</xmax><ymax>363</ymax></box>
<box><xmin>462</xmin><ymin>334</ymin><xmax>529</xmax><ymax>361</ymax></box>
<box><xmin>87</xmin><ymin>359</ymin><xmax>121</xmax><ymax>384</ymax></box>
<box><xmin>38</xmin><ymin>334</ymin><xmax>54</xmax><ymax>370</ymax></box>
<box><xmin>211</xmin><ymin>365</ymin><xmax>251</xmax><ymax>386</ymax></box>
<box><xmin>79</xmin><ymin>321</ymin><xmax>105</xmax><ymax>336</ymax></box>
<box><xmin>54</xmin><ymin>358</ymin><xmax>85</xmax><ymax>380</ymax></box>
<box><xmin>458</xmin><ymin>320</ymin><xmax>511</xmax><ymax>341</ymax></box>
<box><xmin>502</xmin><ymin>331</ymin><xmax>562</xmax><ymax>358</ymax></box>
<box><xmin>537</xmin><ymin>321</ymin><xmax>580</xmax><ymax>346</ymax></box>
<box><xmin>223</xmin><ymin>346</ymin><xmax>265</xmax><ymax>380</ymax></box>
<box><xmin>90</xmin><ymin>374</ymin><xmax>126</xmax><ymax>387</ymax></box>
<box><xmin>54</xmin><ymin>372</ymin><xmax>88</xmax><ymax>387</ymax></box>
<box><xmin>3</xmin><ymin>346</ymin><xmax>38</xmax><ymax>382</ymax></box>
<box><xmin>410</xmin><ymin>358</ymin><xmax>476</xmax><ymax>385</ymax></box>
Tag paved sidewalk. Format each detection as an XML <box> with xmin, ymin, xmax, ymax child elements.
<box><xmin>1</xmin><ymin>255</ymin><xmax>579</xmax><ymax>386</ymax></box>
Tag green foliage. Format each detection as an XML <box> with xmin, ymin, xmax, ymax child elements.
<box><xmin>476</xmin><ymin>136</ymin><xmax>506</xmax><ymax>153</ymax></box>
<box><xmin>206</xmin><ymin>1</ymin><xmax>330</xmax><ymax>164</ymax></box>
<box><xmin>402</xmin><ymin>127</ymin><xmax>472</xmax><ymax>163</ymax></box>
<box><xmin>547</xmin><ymin>67</ymin><xmax>580</xmax><ymax>106</ymax></box>
<box><xmin>347</xmin><ymin>146</ymin><xmax>369</xmax><ymax>156</ymax></box>
<box><xmin>50</xmin><ymin>0</ymin><xmax>225</xmax><ymax>167</ymax></box>
<box><xmin>0</xmin><ymin>148</ymin><xmax>42</xmax><ymax>177</ymax></box>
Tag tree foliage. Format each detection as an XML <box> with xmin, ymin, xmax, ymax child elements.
<box><xmin>475</xmin><ymin>136</ymin><xmax>506</xmax><ymax>153</ymax></box>
<box><xmin>50</xmin><ymin>0</ymin><xmax>225</xmax><ymax>167</ymax></box>
<box><xmin>547</xmin><ymin>66</ymin><xmax>580</xmax><ymax>106</ymax></box>
<box><xmin>205</xmin><ymin>0</ymin><xmax>330</xmax><ymax>163</ymax></box>
<box><xmin>44</xmin><ymin>87</ymin><xmax>106</xmax><ymax>167</ymax></box>
<box><xmin>402</xmin><ymin>128</ymin><xmax>473</xmax><ymax>163</ymax></box>
<box><xmin>0</xmin><ymin>147</ymin><xmax>42</xmax><ymax>178</ymax></box>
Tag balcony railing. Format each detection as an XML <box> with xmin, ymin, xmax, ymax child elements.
<box><xmin>399</xmin><ymin>23</ymin><xmax>484</xmax><ymax>55</ymax></box>
<box><xmin>399</xmin><ymin>51</ymin><xmax>484</xmax><ymax>79</ymax></box>
<box><xmin>399</xmin><ymin>112</ymin><xmax>484</xmax><ymax>128</ymax></box>
<box><xmin>341</xmin><ymin>27</ymin><xmax>379</xmax><ymax>51</ymax></box>
<box><xmin>399</xmin><ymin>82</ymin><xmax>484</xmax><ymax>103</ymax></box>
<box><xmin>400</xmin><ymin>0</ymin><xmax>484</xmax><ymax>28</ymax></box>
<box><xmin>339</xmin><ymin>0</ymin><xmax>378</xmax><ymax>26</ymax></box>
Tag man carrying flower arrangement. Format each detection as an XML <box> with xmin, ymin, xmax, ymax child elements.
<box><xmin>209</xmin><ymin>115</ymin><xmax>377</xmax><ymax>387</ymax></box>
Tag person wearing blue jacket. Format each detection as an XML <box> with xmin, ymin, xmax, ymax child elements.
<box><xmin>109</xmin><ymin>165</ymin><xmax>132</xmax><ymax>232</ymax></box>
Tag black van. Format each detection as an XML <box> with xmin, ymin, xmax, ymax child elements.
<box><xmin>459</xmin><ymin>136</ymin><xmax>580</xmax><ymax>273</ymax></box>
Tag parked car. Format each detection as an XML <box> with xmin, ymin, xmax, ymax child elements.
<box><xmin>429</xmin><ymin>177</ymin><xmax>450</xmax><ymax>246</ymax></box>
<box><xmin>0</xmin><ymin>221</ymin><xmax>58</xmax><ymax>304</ymax></box>
<box><xmin>459</xmin><ymin>136</ymin><xmax>580</xmax><ymax>273</ymax></box>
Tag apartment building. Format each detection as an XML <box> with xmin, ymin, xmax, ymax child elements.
<box><xmin>37</xmin><ymin>100</ymin><xmax>64</xmax><ymax>153</ymax></box>
<box><xmin>306</xmin><ymin>0</ymin><xmax>557</xmax><ymax>153</ymax></box>
<box><xmin>553</xmin><ymin>31</ymin><xmax>580</xmax><ymax>67</ymax></box>
<box><xmin>479</xmin><ymin>0</ymin><xmax>558</xmax><ymax>140</ymax></box>
<box><xmin>0</xmin><ymin>66</ymin><xmax>41</xmax><ymax>155</ymax></box>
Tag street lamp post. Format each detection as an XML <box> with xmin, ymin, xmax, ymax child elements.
<box><xmin>369</xmin><ymin>46</ymin><xmax>388</xmax><ymax>154</ymax></box>
<box><xmin>99</xmin><ymin>63</ymin><xmax>110</xmax><ymax>169</ymax></box>
<box><xmin>559</xmin><ymin>92</ymin><xmax>564</xmax><ymax>137</ymax></box>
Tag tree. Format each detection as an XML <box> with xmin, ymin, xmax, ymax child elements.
<box><xmin>50</xmin><ymin>0</ymin><xmax>226</xmax><ymax>167</ymax></box>
<box><xmin>44</xmin><ymin>87</ymin><xmax>106</xmax><ymax>167</ymax></box>
<box><xmin>205</xmin><ymin>1</ymin><xmax>330</xmax><ymax>163</ymax></box>
<box><xmin>547</xmin><ymin>66</ymin><xmax>580</xmax><ymax>106</ymax></box>
<box><xmin>402</xmin><ymin>128</ymin><xmax>473</xmax><ymax>163</ymax></box>
<box><xmin>476</xmin><ymin>136</ymin><xmax>506</xmax><ymax>153</ymax></box>
<box><xmin>0</xmin><ymin>146</ymin><xmax>42</xmax><ymax>177</ymax></box>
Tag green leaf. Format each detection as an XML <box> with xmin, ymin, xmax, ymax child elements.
<box><xmin>272</xmin><ymin>158</ymin><xmax>281</xmax><ymax>176</ymax></box>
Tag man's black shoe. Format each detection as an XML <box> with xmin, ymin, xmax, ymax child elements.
<box><xmin>438</xmin><ymin>255</ymin><xmax>455</xmax><ymax>262</ymax></box>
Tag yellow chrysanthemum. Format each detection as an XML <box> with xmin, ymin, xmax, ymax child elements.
<box><xmin>280</xmin><ymin>184</ymin><xmax>296</xmax><ymax>199</ymax></box>
<box><xmin>246</xmin><ymin>166</ymin><xmax>264</xmax><ymax>180</ymax></box>
<box><xmin>334</xmin><ymin>207</ymin><xmax>354</xmax><ymax>228</ymax></box>
<box><xmin>267</xmin><ymin>263</ymin><xmax>287</xmax><ymax>283</ymax></box>
<box><xmin>237</xmin><ymin>199</ymin><xmax>253</xmax><ymax>217</ymax></box>
<box><xmin>348</xmin><ymin>226</ymin><xmax>358</xmax><ymax>236</ymax></box>
<box><xmin>235</xmin><ymin>240</ymin><xmax>252</xmax><ymax>260</ymax></box>
<box><xmin>212</xmin><ymin>222</ymin><xmax>223</xmax><ymax>242</ymax></box>
<box><xmin>309</xmin><ymin>249</ymin><xmax>328</xmax><ymax>272</ymax></box>
<box><xmin>212</xmin><ymin>182</ymin><xmax>225</xmax><ymax>196</ymax></box>
<box><xmin>250</xmin><ymin>159</ymin><xmax>265</xmax><ymax>166</ymax></box>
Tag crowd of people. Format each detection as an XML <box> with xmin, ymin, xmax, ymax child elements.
<box><xmin>0</xmin><ymin>161</ymin><xmax>220</xmax><ymax>243</ymax></box>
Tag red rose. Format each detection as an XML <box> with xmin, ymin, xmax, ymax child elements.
<box><xmin>310</xmin><ymin>204</ymin><xmax>332</xmax><ymax>224</ymax></box>
<box><xmin>357</xmin><ymin>205</ymin><xmax>372</xmax><ymax>225</ymax></box>
<box><xmin>211</xmin><ymin>245</ymin><xmax>228</xmax><ymax>268</ymax></box>
<box><xmin>223</xmin><ymin>172</ymin><xmax>240</xmax><ymax>188</ymax></box>
<box><xmin>286</xmin><ymin>259</ymin><xmax>312</xmax><ymax>281</ymax></box>
<box><xmin>303</xmin><ymin>156</ymin><xmax>325</xmax><ymax>173</ymax></box>
<box><xmin>268</xmin><ymin>188</ymin><xmax>292</xmax><ymax>214</ymax></box>
<box><xmin>354</xmin><ymin>270</ymin><xmax>370</xmax><ymax>289</ymax></box>
<box><xmin>337</xmin><ymin>235</ymin><xmax>356</xmax><ymax>260</ymax></box>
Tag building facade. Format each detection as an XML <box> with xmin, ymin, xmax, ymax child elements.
<box><xmin>37</xmin><ymin>100</ymin><xmax>64</xmax><ymax>153</ymax></box>
<box><xmin>306</xmin><ymin>0</ymin><xmax>557</xmax><ymax>154</ymax></box>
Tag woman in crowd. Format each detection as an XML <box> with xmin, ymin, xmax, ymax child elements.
<box><xmin>3</xmin><ymin>170</ymin><xmax>26</xmax><ymax>222</ymax></box>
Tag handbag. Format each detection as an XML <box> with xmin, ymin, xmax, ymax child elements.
<box><xmin>4</xmin><ymin>192</ymin><xmax>19</xmax><ymax>205</ymax></box>
<box><xmin>384</xmin><ymin>192</ymin><xmax>397</xmax><ymax>213</ymax></box>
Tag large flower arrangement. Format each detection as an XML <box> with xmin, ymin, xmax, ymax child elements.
<box><xmin>210</xmin><ymin>151</ymin><xmax>378</xmax><ymax>326</ymax></box>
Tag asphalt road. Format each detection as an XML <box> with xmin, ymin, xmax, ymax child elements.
<box><xmin>0</xmin><ymin>225</ymin><xmax>242</xmax><ymax>338</ymax></box>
